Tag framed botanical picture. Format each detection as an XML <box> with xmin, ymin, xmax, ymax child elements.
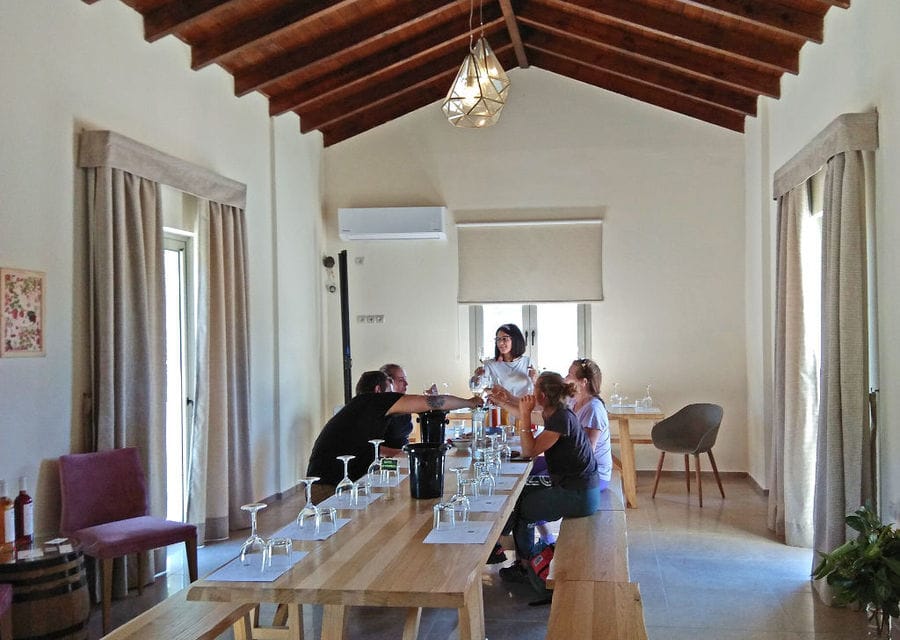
<box><xmin>1</xmin><ymin>268</ymin><xmax>46</xmax><ymax>357</ymax></box>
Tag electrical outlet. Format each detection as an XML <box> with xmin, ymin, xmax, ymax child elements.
<box><xmin>374</xmin><ymin>315</ymin><xmax>384</xmax><ymax>323</ymax></box>
<box><xmin>366</xmin><ymin>315</ymin><xmax>376</xmax><ymax>323</ymax></box>
<box><xmin>356</xmin><ymin>315</ymin><xmax>366</xmax><ymax>323</ymax></box>
<box><xmin>355</xmin><ymin>257</ymin><xmax>364</xmax><ymax>265</ymax></box>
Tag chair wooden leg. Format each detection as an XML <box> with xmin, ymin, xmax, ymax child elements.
<box><xmin>0</xmin><ymin>608</ymin><xmax>12</xmax><ymax>640</ymax></box>
<box><xmin>708</xmin><ymin>450</ymin><xmax>726</xmax><ymax>498</ymax></box>
<box><xmin>684</xmin><ymin>455</ymin><xmax>691</xmax><ymax>494</ymax></box>
<box><xmin>137</xmin><ymin>552</ymin><xmax>144</xmax><ymax>595</ymax></box>
<box><xmin>651</xmin><ymin>452</ymin><xmax>665</xmax><ymax>498</ymax></box>
<box><xmin>695</xmin><ymin>453</ymin><xmax>703</xmax><ymax>507</ymax></box>
<box><xmin>185</xmin><ymin>538</ymin><xmax>199</xmax><ymax>582</ymax></box>
<box><xmin>102</xmin><ymin>557</ymin><xmax>114</xmax><ymax>634</ymax></box>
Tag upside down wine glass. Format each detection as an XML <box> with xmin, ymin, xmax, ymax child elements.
<box><xmin>295</xmin><ymin>477</ymin><xmax>320</xmax><ymax>529</ymax></box>
<box><xmin>365</xmin><ymin>439</ymin><xmax>386</xmax><ymax>490</ymax></box>
<box><xmin>335</xmin><ymin>455</ymin><xmax>359</xmax><ymax>504</ymax></box>
<box><xmin>239</xmin><ymin>502</ymin><xmax>268</xmax><ymax>567</ymax></box>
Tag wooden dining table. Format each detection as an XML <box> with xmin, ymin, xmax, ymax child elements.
<box><xmin>607</xmin><ymin>407</ymin><xmax>666</xmax><ymax>509</ymax></box>
<box><xmin>187</xmin><ymin>454</ymin><xmax>532</xmax><ymax>640</ymax></box>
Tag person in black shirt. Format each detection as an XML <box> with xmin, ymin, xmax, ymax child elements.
<box><xmin>306</xmin><ymin>370</ymin><xmax>479</xmax><ymax>497</ymax></box>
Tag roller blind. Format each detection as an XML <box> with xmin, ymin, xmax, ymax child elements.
<box><xmin>457</xmin><ymin>219</ymin><xmax>603</xmax><ymax>303</ymax></box>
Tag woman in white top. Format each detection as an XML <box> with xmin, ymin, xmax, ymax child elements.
<box><xmin>473</xmin><ymin>323</ymin><xmax>535</xmax><ymax>397</ymax></box>
<box><xmin>565</xmin><ymin>358</ymin><xmax>612</xmax><ymax>488</ymax></box>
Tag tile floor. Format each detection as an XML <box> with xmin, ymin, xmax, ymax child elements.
<box><xmin>87</xmin><ymin>473</ymin><xmax>874</xmax><ymax>639</ymax></box>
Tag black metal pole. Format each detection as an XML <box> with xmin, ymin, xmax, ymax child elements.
<box><xmin>338</xmin><ymin>250</ymin><xmax>352</xmax><ymax>404</ymax></box>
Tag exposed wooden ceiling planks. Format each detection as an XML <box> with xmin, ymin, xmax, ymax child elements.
<box><xmin>84</xmin><ymin>0</ymin><xmax>849</xmax><ymax>146</ymax></box>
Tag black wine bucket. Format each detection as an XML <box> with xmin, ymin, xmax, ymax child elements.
<box><xmin>416</xmin><ymin>410</ymin><xmax>449</xmax><ymax>444</ymax></box>
<box><xmin>403</xmin><ymin>443</ymin><xmax>451</xmax><ymax>499</ymax></box>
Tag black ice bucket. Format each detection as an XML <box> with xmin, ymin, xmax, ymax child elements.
<box><xmin>403</xmin><ymin>442</ymin><xmax>451</xmax><ymax>499</ymax></box>
<box><xmin>416</xmin><ymin>410</ymin><xmax>449</xmax><ymax>444</ymax></box>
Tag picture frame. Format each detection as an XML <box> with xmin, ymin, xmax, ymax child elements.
<box><xmin>1</xmin><ymin>268</ymin><xmax>46</xmax><ymax>357</ymax></box>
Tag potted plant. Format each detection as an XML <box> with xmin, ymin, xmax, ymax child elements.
<box><xmin>813</xmin><ymin>504</ymin><xmax>900</xmax><ymax>635</ymax></box>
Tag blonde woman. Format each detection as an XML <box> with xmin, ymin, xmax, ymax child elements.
<box><xmin>565</xmin><ymin>358</ymin><xmax>612</xmax><ymax>489</ymax></box>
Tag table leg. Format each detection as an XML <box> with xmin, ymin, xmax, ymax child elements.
<box><xmin>320</xmin><ymin>604</ymin><xmax>346</xmax><ymax>640</ymax></box>
<box><xmin>617</xmin><ymin>418</ymin><xmax>639</xmax><ymax>508</ymax></box>
<box><xmin>402</xmin><ymin>607</ymin><xmax>422</xmax><ymax>640</ymax></box>
<box><xmin>287</xmin><ymin>603</ymin><xmax>304</xmax><ymax>640</ymax></box>
<box><xmin>457</xmin><ymin>578</ymin><xmax>485</xmax><ymax>640</ymax></box>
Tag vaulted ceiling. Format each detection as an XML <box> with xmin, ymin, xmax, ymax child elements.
<box><xmin>84</xmin><ymin>0</ymin><xmax>849</xmax><ymax>147</ymax></box>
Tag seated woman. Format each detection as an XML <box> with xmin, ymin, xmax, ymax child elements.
<box><xmin>565</xmin><ymin>358</ymin><xmax>612</xmax><ymax>491</ymax></box>
<box><xmin>497</xmin><ymin>371</ymin><xmax>603</xmax><ymax>600</ymax></box>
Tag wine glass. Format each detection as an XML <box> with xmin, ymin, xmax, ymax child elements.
<box><xmin>640</xmin><ymin>384</ymin><xmax>653</xmax><ymax>409</ymax></box>
<box><xmin>335</xmin><ymin>455</ymin><xmax>358</xmax><ymax>505</ymax></box>
<box><xmin>239</xmin><ymin>502</ymin><xmax>268</xmax><ymax>567</ymax></box>
<box><xmin>609</xmin><ymin>382</ymin><xmax>621</xmax><ymax>407</ymax></box>
<box><xmin>365</xmin><ymin>439</ymin><xmax>385</xmax><ymax>490</ymax></box>
<box><xmin>295</xmin><ymin>477</ymin><xmax>320</xmax><ymax>529</ymax></box>
<box><xmin>473</xmin><ymin>461</ymin><xmax>495</xmax><ymax>497</ymax></box>
<box><xmin>480</xmin><ymin>373</ymin><xmax>494</xmax><ymax>407</ymax></box>
<box><xmin>264</xmin><ymin>537</ymin><xmax>293</xmax><ymax>570</ymax></box>
<box><xmin>448</xmin><ymin>466</ymin><xmax>471</xmax><ymax>521</ymax></box>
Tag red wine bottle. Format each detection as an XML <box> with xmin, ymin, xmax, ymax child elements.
<box><xmin>14</xmin><ymin>476</ymin><xmax>34</xmax><ymax>549</ymax></box>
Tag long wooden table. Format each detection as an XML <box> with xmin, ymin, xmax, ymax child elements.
<box><xmin>188</xmin><ymin>455</ymin><xmax>531</xmax><ymax>640</ymax></box>
<box><xmin>607</xmin><ymin>407</ymin><xmax>665</xmax><ymax>509</ymax></box>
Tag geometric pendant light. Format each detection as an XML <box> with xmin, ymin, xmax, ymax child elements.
<box><xmin>442</xmin><ymin>36</ymin><xmax>510</xmax><ymax>127</ymax></box>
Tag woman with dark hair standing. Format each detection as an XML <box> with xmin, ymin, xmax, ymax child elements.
<box><xmin>473</xmin><ymin>323</ymin><xmax>536</xmax><ymax>397</ymax></box>
<box><xmin>496</xmin><ymin>371</ymin><xmax>602</xmax><ymax>599</ymax></box>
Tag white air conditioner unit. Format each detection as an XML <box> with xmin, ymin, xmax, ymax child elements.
<box><xmin>338</xmin><ymin>206</ymin><xmax>447</xmax><ymax>240</ymax></box>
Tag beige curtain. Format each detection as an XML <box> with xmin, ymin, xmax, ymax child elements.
<box><xmin>82</xmin><ymin>165</ymin><xmax>165</xmax><ymax>596</ymax></box>
<box><xmin>187</xmin><ymin>201</ymin><xmax>253</xmax><ymax>542</ymax></box>
<box><xmin>812</xmin><ymin>150</ymin><xmax>874</xmax><ymax>567</ymax></box>
<box><xmin>768</xmin><ymin>185</ymin><xmax>819</xmax><ymax>547</ymax></box>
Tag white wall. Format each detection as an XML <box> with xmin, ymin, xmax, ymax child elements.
<box><xmin>748</xmin><ymin>0</ymin><xmax>900</xmax><ymax>522</ymax></box>
<box><xmin>323</xmin><ymin>69</ymin><xmax>749</xmax><ymax>474</ymax></box>
<box><xmin>0</xmin><ymin>1</ymin><xmax>325</xmax><ymax>535</ymax></box>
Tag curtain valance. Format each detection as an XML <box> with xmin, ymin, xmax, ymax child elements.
<box><xmin>456</xmin><ymin>210</ymin><xmax>603</xmax><ymax>304</ymax></box>
<box><xmin>772</xmin><ymin>111</ymin><xmax>878</xmax><ymax>199</ymax></box>
<box><xmin>78</xmin><ymin>130</ymin><xmax>246</xmax><ymax>209</ymax></box>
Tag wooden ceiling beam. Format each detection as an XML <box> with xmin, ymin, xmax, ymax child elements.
<box><xmin>527</xmin><ymin>32</ymin><xmax>756</xmax><ymax>115</ymax></box>
<box><xmin>498</xmin><ymin>0</ymin><xmax>529</xmax><ymax>68</ymax></box>
<box><xmin>674</xmin><ymin>0</ymin><xmax>824</xmax><ymax>42</ymax></box>
<box><xmin>188</xmin><ymin>0</ymin><xmax>360</xmax><ymax>70</ymax></box>
<box><xmin>234</xmin><ymin>0</ymin><xmax>467</xmax><ymax>96</ymax></box>
<box><xmin>544</xmin><ymin>0</ymin><xmax>799</xmax><ymax>73</ymax></box>
<box><xmin>519</xmin><ymin>4</ymin><xmax>781</xmax><ymax>98</ymax></box>
<box><xmin>528</xmin><ymin>49</ymin><xmax>746</xmax><ymax>132</ymax></box>
<box><xmin>269</xmin><ymin>21</ymin><xmax>507</xmax><ymax>117</ymax></box>
<box><xmin>142</xmin><ymin>0</ymin><xmax>235</xmax><ymax>43</ymax></box>
<box><xmin>298</xmin><ymin>34</ymin><xmax>513</xmax><ymax>131</ymax></box>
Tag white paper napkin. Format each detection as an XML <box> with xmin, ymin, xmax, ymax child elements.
<box><xmin>317</xmin><ymin>492</ymin><xmax>382</xmax><ymax>510</ymax></box>
<box><xmin>272</xmin><ymin>517</ymin><xmax>351</xmax><ymax>541</ymax></box>
<box><xmin>206</xmin><ymin>551</ymin><xmax>308</xmax><ymax>582</ymax></box>
<box><xmin>423</xmin><ymin>520</ymin><xmax>494</xmax><ymax>544</ymax></box>
<box><xmin>466</xmin><ymin>495</ymin><xmax>507</xmax><ymax>512</ymax></box>
<box><xmin>490</xmin><ymin>475</ymin><xmax>519</xmax><ymax>491</ymax></box>
<box><xmin>499</xmin><ymin>461</ymin><xmax>531</xmax><ymax>475</ymax></box>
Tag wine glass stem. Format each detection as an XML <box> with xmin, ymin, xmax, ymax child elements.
<box><xmin>250</xmin><ymin>511</ymin><xmax>258</xmax><ymax>537</ymax></box>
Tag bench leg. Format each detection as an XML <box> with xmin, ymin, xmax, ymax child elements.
<box><xmin>651</xmin><ymin>452</ymin><xmax>665</xmax><ymax>498</ymax></box>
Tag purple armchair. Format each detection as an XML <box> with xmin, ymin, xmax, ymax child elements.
<box><xmin>58</xmin><ymin>447</ymin><xmax>198</xmax><ymax>634</ymax></box>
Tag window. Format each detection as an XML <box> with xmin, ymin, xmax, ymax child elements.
<box><xmin>163</xmin><ymin>231</ymin><xmax>195</xmax><ymax>522</ymax></box>
<box><xmin>471</xmin><ymin>303</ymin><xmax>590</xmax><ymax>375</ymax></box>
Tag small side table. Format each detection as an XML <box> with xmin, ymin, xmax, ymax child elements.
<box><xmin>0</xmin><ymin>540</ymin><xmax>90</xmax><ymax>640</ymax></box>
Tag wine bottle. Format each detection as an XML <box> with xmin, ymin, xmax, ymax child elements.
<box><xmin>0</xmin><ymin>480</ymin><xmax>14</xmax><ymax>555</ymax></box>
<box><xmin>14</xmin><ymin>476</ymin><xmax>34</xmax><ymax>549</ymax></box>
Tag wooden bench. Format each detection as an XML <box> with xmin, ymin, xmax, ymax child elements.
<box><xmin>545</xmin><ymin>475</ymin><xmax>648</xmax><ymax>639</ymax></box>
<box><xmin>546</xmin><ymin>581</ymin><xmax>648</xmax><ymax>640</ymax></box>
<box><xmin>100</xmin><ymin>588</ymin><xmax>255</xmax><ymax>640</ymax></box>
<box><xmin>545</xmin><ymin>510</ymin><xmax>630</xmax><ymax>587</ymax></box>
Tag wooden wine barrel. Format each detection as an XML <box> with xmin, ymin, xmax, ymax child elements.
<box><xmin>0</xmin><ymin>548</ymin><xmax>90</xmax><ymax>640</ymax></box>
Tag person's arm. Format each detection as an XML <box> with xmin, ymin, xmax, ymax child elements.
<box><xmin>381</xmin><ymin>445</ymin><xmax>403</xmax><ymax>457</ymax></box>
<box><xmin>488</xmin><ymin>384</ymin><xmax>520</xmax><ymax>416</ymax></box>
<box><xmin>387</xmin><ymin>394</ymin><xmax>479</xmax><ymax>415</ymax></box>
<box><xmin>517</xmin><ymin>395</ymin><xmax>560</xmax><ymax>458</ymax></box>
<box><xmin>584</xmin><ymin>427</ymin><xmax>602</xmax><ymax>451</ymax></box>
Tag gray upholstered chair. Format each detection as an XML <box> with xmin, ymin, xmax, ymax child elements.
<box><xmin>650</xmin><ymin>403</ymin><xmax>725</xmax><ymax>507</ymax></box>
